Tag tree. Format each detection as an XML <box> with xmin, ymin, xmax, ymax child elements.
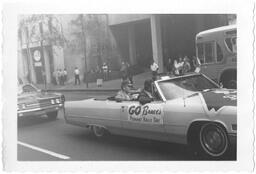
<box><xmin>70</xmin><ymin>14</ymin><xmax>115</xmax><ymax>86</ymax></box>
<box><xmin>18</xmin><ymin>14</ymin><xmax>67</xmax><ymax>86</ymax></box>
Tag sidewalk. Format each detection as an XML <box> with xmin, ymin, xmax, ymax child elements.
<box><xmin>36</xmin><ymin>71</ymin><xmax>152</xmax><ymax>92</ymax></box>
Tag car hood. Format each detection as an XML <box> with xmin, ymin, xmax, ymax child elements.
<box><xmin>18</xmin><ymin>92</ymin><xmax>61</xmax><ymax>103</ymax></box>
<box><xmin>199</xmin><ymin>88</ymin><xmax>237</xmax><ymax>112</ymax></box>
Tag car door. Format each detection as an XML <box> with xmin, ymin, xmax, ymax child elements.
<box><xmin>120</xmin><ymin>100</ymin><xmax>168</xmax><ymax>141</ymax></box>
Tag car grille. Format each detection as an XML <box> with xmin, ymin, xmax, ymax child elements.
<box><xmin>22</xmin><ymin>98</ymin><xmax>57</xmax><ymax>110</ymax></box>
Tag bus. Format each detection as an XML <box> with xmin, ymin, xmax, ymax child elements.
<box><xmin>196</xmin><ymin>25</ymin><xmax>237</xmax><ymax>89</ymax></box>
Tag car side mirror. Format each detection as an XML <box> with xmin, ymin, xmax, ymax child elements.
<box><xmin>139</xmin><ymin>96</ymin><xmax>152</xmax><ymax>105</ymax></box>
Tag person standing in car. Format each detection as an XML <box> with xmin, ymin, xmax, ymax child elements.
<box><xmin>150</xmin><ymin>60</ymin><xmax>159</xmax><ymax>81</ymax></box>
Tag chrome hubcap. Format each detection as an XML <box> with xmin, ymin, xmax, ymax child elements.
<box><xmin>200</xmin><ymin>124</ymin><xmax>228</xmax><ymax>156</ymax></box>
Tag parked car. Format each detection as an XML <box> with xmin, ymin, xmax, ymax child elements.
<box><xmin>64</xmin><ymin>73</ymin><xmax>236</xmax><ymax>158</ymax></box>
<box><xmin>17</xmin><ymin>84</ymin><xmax>65</xmax><ymax>120</ymax></box>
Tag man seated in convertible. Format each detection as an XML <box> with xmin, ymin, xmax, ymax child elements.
<box><xmin>115</xmin><ymin>80</ymin><xmax>141</xmax><ymax>101</ymax></box>
<box><xmin>113</xmin><ymin>79</ymin><xmax>157</xmax><ymax>105</ymax></box>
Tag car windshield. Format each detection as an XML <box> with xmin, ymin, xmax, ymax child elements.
<box><xmin>158</xmin><ymin>74</ymin><xmax>219</xmax><ymax>100</ymax></box>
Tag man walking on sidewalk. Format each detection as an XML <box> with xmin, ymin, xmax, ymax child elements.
<box><xmin>74</xmin><ymin>67</ymin><xmax>80</xmax><ymax>85</ymax></box>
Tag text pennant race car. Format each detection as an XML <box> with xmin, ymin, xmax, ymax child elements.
<box><xmin>18</xmin><ymin>84</ymin><xmax>65</xmax><ymax>120</ymax></box>
<box><xmin>64</xmin><ymin>73</ymin><xmax>236</xmax><ymax>158</ymax></box>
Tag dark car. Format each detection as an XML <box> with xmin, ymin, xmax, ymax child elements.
<box><xmin>17</xmin><ymin>84</ymin><xmax>65</xmax><ymax>120</ymax></box>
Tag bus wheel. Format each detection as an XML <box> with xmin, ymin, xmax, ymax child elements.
<box><xmin>226</xmin><ymin>79</ymin><xmax>237</xmax><ymax>89</ymax></box>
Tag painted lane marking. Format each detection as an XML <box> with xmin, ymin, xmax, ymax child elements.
<box><xmin>18</xmin><ymin>141</ymin><xmax>70</xmax><ymax>160</ymax></box>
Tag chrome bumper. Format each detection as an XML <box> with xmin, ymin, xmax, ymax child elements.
<box><xmin>17</xmin><ymin>103</ymin><xmax>63</xmax><ymax>117</ymax></box>
<box><xmin>228</xmin><ymin>133</ymin><xmax>237</xmax><ymax>149</ymax></box>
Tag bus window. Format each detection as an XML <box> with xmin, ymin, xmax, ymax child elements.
<box><xmin>216</xmin><ymin>43</ymin><xmax>223</xmax><ymax>62</ymax></box>
<box><xmin>231</xmin><ymin>37</ymin><xmax>237</xmax><ymax>53</ymax></box>
<box><xmin>204</xmin><ymin>42</ymin><xmax>215</xmax><ymax>63</ymax></box>
<box><xmin>225</xmin><ymin>36</ymin><xmax>237</xmax><ymax>53</ymax></box>
<box><xmin>197</xmin><ymin>43</ymin><xmax>204</xmax><ymax>64</ymax></box>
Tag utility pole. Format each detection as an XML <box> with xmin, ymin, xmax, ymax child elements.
<box><xmin>39</xmin><ymin>21</ymin><xmax>47</xmax><ymax>90</ymax></box>
<box><xmin>81</xmin><ymin>14</ymin><xmax>89</xmax><ymax>88</ymax></box>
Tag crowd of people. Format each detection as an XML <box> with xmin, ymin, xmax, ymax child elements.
<box><xmin>150</xmin><ymin>55</ymin><xmax>200</xmax><ymax>80</ymax></box>
<box><xmin>52</xmin><ymin>68</ymin><xmax>67</xmax><ymax>85</ymax></box>
<box><xmin>52</xmin><ymin>62</ymin><xmax>111</xmax><ymax>86</ymax></box>
<box><xmin>51</xmin><ymin>55</ymin><xmax>200</xmax><ymax>87</ymax></box>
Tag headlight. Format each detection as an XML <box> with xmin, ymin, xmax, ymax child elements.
<box><xmin>56</xmin><ymin>98</ymin><xmax>60</xmax><ymax>103</ymax></box>
<box><xmin>22</xmin><ymin>104</ymin><xmax>26</xmax><ymax>109</ymax></box>
<box><xmin>51</xmin><ymin>99</ymin><xmax>55</xmax><ymax>104</ymax></box>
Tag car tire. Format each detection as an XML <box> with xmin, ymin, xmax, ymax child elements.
<box><xmin>199</xmin><ymin>123</ymin><xmax>229</xmax><ymax>158</ymax></box>
<box><xmin>47</xmin><ymin>111</ymin><xmax>58</xmax><ymax>120</ymax></box>
<box><xmin>92</xmin><ymin>125</ymin><xmax>106</xmax><ymax>138</ymax></box>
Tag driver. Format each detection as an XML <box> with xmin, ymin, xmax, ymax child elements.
<box><xmin>115</xmin><ymin>80</ymin><xmax>140</xmax><ymax>101</ymax></box>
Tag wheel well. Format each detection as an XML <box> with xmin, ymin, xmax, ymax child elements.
<box><xmin>220</xmin><ymin>69</ymin><xmax>237</xmax><ymax>84</ymax></box>
<box><xmin>187</xmin><ymin>121</ymin><xmax>227</xmax><ymax>145</ymax></box>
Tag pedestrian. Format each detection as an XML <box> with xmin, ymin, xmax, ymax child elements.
<box><xmin>166</xmin><ymin>58</ymin><xmax>173</xmax><ymax>75</ymax></box>
<box><xmin>74</xmin><ymin>67</ymin><xmax>80</xmax><ymax>85</ymax></box>
<box><xmin>59</xmin><ymin>69</ymin><xmax>63</xmax><ymax>85</ymax></box>
<box><xmin>52</xmin><ymin>70</ymin><xmax>57</xmax><ymax>85</ymax></box>
<box><xmin>182</xmin><ymin>56</ymin><xmax>191</xmax><ymax>73</ymax></box>
<box><xmin>174</xmin><ymin>56</ymin><xmax>184</xmax><ymax>75</ymax></box>
<box><xmin>120</xmin><ymin>61</ymin><xmax>128</xmax><ymax>81</ymax></box>
<box><xmin>150</xmin><ymin>60</ymin><xmax>159</xmax><ymax>81</ymax></box>
<box><xmin>56</xmin><ymin>69</ymin><xmax>61</xmax><ymax>85</ymax></box>
<box><xmin>102</xmin><ymin>62</ymin><xmax>108</xmax><ymax>81</ymax></box>
<box><xmin>63</xmin><ymin>68</ymin><xmax>68</xmax><ymax>83</ymax></box>
<box><xmin>126</xmin><ymin>61</ymin><xmax>133</xmax><ymax>84</ymax></box>
<box><xmin>192</xmin><ymin>56</ymin><xmax>201</xmax><ymax>72</ymax></box>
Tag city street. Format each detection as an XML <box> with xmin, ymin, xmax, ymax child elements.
<box><xmin>18</xmin><ymin>91</ymin><xmax>200</xmax><ymax>161</ymax></box>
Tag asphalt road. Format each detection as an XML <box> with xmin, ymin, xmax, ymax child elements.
<box><xmin>18</xmin><ymin>91</ymin><xmax>235</xmax><ymax>161</ymax></box>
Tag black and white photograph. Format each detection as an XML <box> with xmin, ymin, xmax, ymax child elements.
<box><xmin>1</xmin><ymin>0</ymin><xmax>255</xmax><ymax>172</ymax></box>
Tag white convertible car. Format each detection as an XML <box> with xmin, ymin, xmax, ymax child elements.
<box><xmin>64</xmin><ymin>73</ymin><xmax>236</xmax><ymax>158</ymax></box>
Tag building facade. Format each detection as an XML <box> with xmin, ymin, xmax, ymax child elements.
<box><xmin>108</xmin><ymin>14</ymin><xmax>230</xmax><ymax>73</ymax></box>
<box><xmin>18</xmin><ymin>14</ymin><xmax>233</xmax><ymax>84</ymax></box>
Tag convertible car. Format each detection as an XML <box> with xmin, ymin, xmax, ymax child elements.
<box><xmin>18</xmin><ymin>83</ymin><xmax>65</xmax><ymax>120</ymax></box>
<box><xmin>64</xmin><ymin>73</ymin><xmax>236</xmax><ymax>158</ymax></box>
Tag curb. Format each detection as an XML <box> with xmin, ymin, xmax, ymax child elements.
<box><xmin>43</xmin><ymin>89</ymin><xmax>119</xmax><ymax>92</ymax></box>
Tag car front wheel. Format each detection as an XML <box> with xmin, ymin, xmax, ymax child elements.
<box><xmin>47</xmin><ymin>111</ymin><xmax>58</xmax><ymax>120</ymax></box>
<box><xmin>199</xmin><ymin>123</ymin><xmax>229</xmax><ymax>158</ymax></box>
<box><xmin>92</xmin><ymin>125</ymin><xmax>106</xmax><ymax>138</ymax></box>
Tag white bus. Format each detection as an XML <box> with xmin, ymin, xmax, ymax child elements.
<box><xmin>196</xmin><ymin>25</ymin><xmax>236</xmax><ymax>89</ymax></box>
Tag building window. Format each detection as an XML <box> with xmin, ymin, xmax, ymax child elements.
<box><xmin>225</xmin><ymin>36</ymin><xmax>237</xmax><ymax>53</ymax></box>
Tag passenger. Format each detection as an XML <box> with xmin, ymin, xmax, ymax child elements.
<box><xmin>115</xmin><ymin>80</ymin><xmax>141</xmax><ymax>101</ymax></box>
<box><xmin>115</xmin><ymin>80</ymin><xmax>133</xmax><ymax>101</ymax></box>
<box><xmin>138</xmin><ymin>79</ymin><xmax>154</xmax><ymax>105</ymax></box>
